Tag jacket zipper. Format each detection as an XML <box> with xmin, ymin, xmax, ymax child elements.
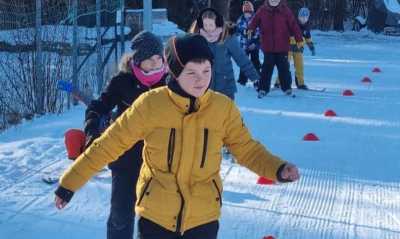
<box><xmin>167</xmin><ymin>128</ymin><xmax>176</xmax><ymax>172</ymax></box>
<box><xmin>175</xmin><ymin>188</ymin><xmax>185</xmax><ymax>233</ymax></box>
<box><xmin>200</xmin><ymin>128</ymin><xmax>209</xmax><ymax>168</ymax></box>
<box><xmin>137</xmin><ymin>177</ymin><xmax>153</xmax><ymax>206</ymax></box>
<box><xmin>212</xmin><ymin>179</ymin><xmax>222</xmax><ymax>207</ymax></box>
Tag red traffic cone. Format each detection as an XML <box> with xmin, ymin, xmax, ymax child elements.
<box><xmin>303</xmin><ymin>133</ymin><xmax>319</xmax><ymax>141</ymax></box>
<box><xmin>372</xmin><ymin>67</ymin><xmax>381</xmax><ymax>73</ymax></box>
<box><xmin>257</xmin><ymin>176</ymin><xmax>276</xmax><ymax>185</ymax></box>
<box><xmin>342</xmin><ymin>89</ymin><xmax>354</xmax><ymax>96</ymax></box>
<box><xmin>263</xmin><ymin>236</ymin><xmax>276</xmax><ymax>239</ymax></box>
<box><xmin>324</xmin><ymin>109</ymin><xmax>337</xmax><ymax>117</ymax></box>
<box><xmin>65</xmin><ymin>129</ymin><xmax>86</xmax><ymax>160</ymax></box>
<box><xmin>361</xmin><ymin>77</ymin><xmax>372</xmax><ymax>83</ymax></box>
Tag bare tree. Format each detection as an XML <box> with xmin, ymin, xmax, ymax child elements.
<box><xmin>0</xmin><ymin>23</ymin><xmax>70</xmax><ymax>129</ymax></box>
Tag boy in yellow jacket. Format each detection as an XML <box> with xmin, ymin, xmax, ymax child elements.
<box><xmin>54</xmin><ymin>34</ymin><xmax>300</xmax><ymax>239</ymax></box>
<box><xmin>275</xmin><ymin>7</ymin><xmax>315</xmax><ymax>90</ymax></box>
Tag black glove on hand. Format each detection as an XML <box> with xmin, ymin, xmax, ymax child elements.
<box><xmin>55</xmin><ymin>186</ymin><xmax>74</xmax><ymax>203</ymax></box>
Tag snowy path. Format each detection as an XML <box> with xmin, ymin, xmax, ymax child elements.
<box><xmin>1</xmin><ymin>32</ymin><xmax>400</xmax><ymax>238</ymax></box>
<box><xmin>221</xmin><ymin>165</ymin><xmax>400</xmax><ymax>238</ymax></box>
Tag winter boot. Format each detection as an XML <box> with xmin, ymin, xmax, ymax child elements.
<box><xmin>258</xmin><ymin>90</ymin><xmax>267</xmax><ymax>98</ymax></box>
<box><xmin>284</xmin><ymin>89</ymin><xmax>293</xmax><ymax>96</ymax></box>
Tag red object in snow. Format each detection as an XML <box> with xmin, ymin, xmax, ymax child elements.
<box><xmin>65</xmin><ymin>129</ymin><xmax>86</xmax><ymax>160</ymax></box>
<box><xmin>263</xmin><ymin>236</ymin><xmax>276</xmax><ymax>239</ymax></box>
<box><xmin>303</xmin><ymin>133</ymin><xmax>320</xmax><ymax>141</ymax></box>
<box><xmin>342</xmin><ymin>89</ymin><xmax>354</xmax><ymax>96</ymax></box>
<box><xmin>257</xmin><ymin>177</ymin><xmax>276</xmax><ymax>185</ymax></box>
<box><xmin>324</xmin><ymin>109</ymin><xmax>337</xmax><ymax>117</ymax></box>
<box><xmin>362</xmin><ymin>77</ymin><xmax>372</xmax><ymax>83</ymax></box>
<box><xmin>372</xmin><ymin>67</ymin><xmax>381</xmax><ymax>73</ymax></box>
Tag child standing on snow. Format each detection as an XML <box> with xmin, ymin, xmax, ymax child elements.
<box><xmin>75</xmin><ymin>31</ymin><xmax>167</xmax><ymax>239</ymax></box>
<box><xmin>189</xmin><ymin>7</ymin><xmax>260</xmax><ymax>100</ymax></box>
<box><xmin>236</xmin><ymin>1</ymin><xmax>262</xmax><ymax>86</ymax></box>
<box><xmin>54</xmin><ymin>33</ymin><xmax>300</xmax><ymax>239</ymax></box>
<box><xmin>274</xmin><ymin>7</ymin><xmax>316</xmax><ymax>90</ymax></box>
<box><xmin>248</xmin><ymin>0</ymin><xmax>303</xmax><ymax>98</ymax></box>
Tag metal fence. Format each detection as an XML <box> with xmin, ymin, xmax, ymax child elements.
<box><xmin>0</xmin><ymin>0</ymin><xmax>128</xmax><ymax>130</ymax></box>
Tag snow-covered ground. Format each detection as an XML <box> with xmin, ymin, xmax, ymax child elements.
<box><xmin>0</xmin><ymin>31</ymin><xmax>400</xmax><ymax>239</ymax></box>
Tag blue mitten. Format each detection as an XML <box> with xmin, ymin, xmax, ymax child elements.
<box><xmin>57</xmin><ymin>80</ymin><xmax>74</xmax><ymax>93</ymax></box>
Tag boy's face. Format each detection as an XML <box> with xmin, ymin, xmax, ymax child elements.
<box><xmin>176</xmin><ymin>61</ymin><xmax>212</xmax><ymax>98</ymax></box>
<box><xmin>202</xmin><ymin>18</ymin><xmax>217</xmax><ymax>33</ymax></box>
<box><xmin>140</xmin><ymin>55</ymin><xmax>163</xmax><ymax>73</ymax></box>
<box><xmin>268</xmin><ymin>0</ymin><xmax>281</xmax><ymax>7</ymax></box>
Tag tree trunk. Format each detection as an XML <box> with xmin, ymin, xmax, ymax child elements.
<box><xmin>333</xmin><ymin>0</ymin><xmax>346</xmax><ymax>31</ymax></box>
<box><xmin>210</xmin><ymin>0</ymin><xmax>231</xmax><ymax>20</ymax></box>
<box><xmin>366</xmin><ymin>0</ymin><xmax>387</xmax><ymax>33</ymax></box>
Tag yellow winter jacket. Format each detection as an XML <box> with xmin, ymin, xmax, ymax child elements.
<box><xmin>59</xmin><ymin>86</ymin><xmax>285</xmax><ymax>233</ymax></box>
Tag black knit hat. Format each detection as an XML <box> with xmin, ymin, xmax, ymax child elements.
<box><xmin>164</xmin><ymin>34</ymin><xmax>214</xmax><ymax>78</ymax></box>
<box><xmin>131</xmin><ymin>31</ymin><xmax>163</xmax><ymax>65</ymax></box>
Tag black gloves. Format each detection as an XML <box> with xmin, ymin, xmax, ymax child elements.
<box><xmin>55</xmin><ymin>186</ymin><xmax>74</xmax><ymax>203</ymax></box>
<box><xmin>276</xmin><ymin>163</ymin><xmax>293</xmax><ymax>183</ymax></box>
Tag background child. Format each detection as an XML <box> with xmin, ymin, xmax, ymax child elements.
<box><xmin>190</xmin><ymin>7</ymin><xmax>260</xmax><ymax>100</ymax></box>
<box><xmin>275</xmin><ymin>7</ymin><xmax>316</xmax><ymax>90</ymax></box>
<box><xmin>83</xmin><ymin>31</ymin><xmax>167</xmax><ymax>239</ymax></box>
<box><xmin>236</xmin><ymin>1</ymin><xmax>262</xmax><ymax>86</ymax></box>
<box><xmin>248</xmin><ymin>0</ymin><xmax>303</xmax><ymax>98</ymax></box>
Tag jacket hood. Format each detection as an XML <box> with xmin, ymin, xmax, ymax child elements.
<box><xmin>118</xmin><ymin>53</ymin><xmax>134</xmax><ymax>75</ymax></box>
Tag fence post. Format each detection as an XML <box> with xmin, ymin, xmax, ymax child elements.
<box><xmin>143</xmin><ymin>0</ymin><xmax>152</xmax><ymax>31</ymax></box>
<box><xmin>96</xmin><ymin>0</ymin><xmax>103</xmax><ymax>94</ymax></box>
<box><xmin>120</xmin><ymin>0</ymin><xmax>125</xmax><ymax>55</ymax></box>
<box><xmin>72</xmin><ymin>0</ymin><xmax>79</xmax><ymax>105</ymax></box>
<box><xmin>35</xmin><ymin>0</ymin><xmax>44</xmax><ymax>114</ymax></box>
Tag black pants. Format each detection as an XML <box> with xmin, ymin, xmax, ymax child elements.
<box><xmin>138</xmin><ymin>217</ymin><xmax>219</xmax><ymax>239</ymax></box>
<box><xmin>238</xmin><ymin>49</ymin><xmax>261</xmax><ymax>85</ymax></box>
<box><xmin>259</xmin><ymin>52</ymin><xmax>292</xmax><ymax>92</ymax></box>
<box><xmin>106</xmin><ymin>166</ymin><xmax>141</xmax><ymax>239</ymax></box>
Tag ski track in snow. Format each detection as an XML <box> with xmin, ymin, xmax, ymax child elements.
<box><xmin>239</xmin><ymin>107</ymin><xmax>400</xmax><ymax>128</ymax></box>
<box><xmin>221</xmin><ymin>166</ymin><xmax>400</xmax><ymax>239</ymax></box>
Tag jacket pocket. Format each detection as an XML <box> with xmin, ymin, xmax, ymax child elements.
<box><xmin>137</xmin><ymin>177</ymin><xmax>153</xmax><ymax>206</ymax></box>
<box><xmin>212</xmin><ymin>179</ymin><xmax>222</xmax><ymax>207</ymax></box>
<box><xmin>200</xmin><ymin>128</ymin><xmax>209</xmax><ymax>168</ymax></box>
<box><xmin>167</xmin><ymin>128</ymin><xmax>176</xmax><ymax>173</ymax></box>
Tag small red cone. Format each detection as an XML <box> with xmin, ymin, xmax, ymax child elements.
<box><xmin>372</xmin><ymin>67</ymin><xmax>381</xmax><ymax>73</ymax></box>
<box><xmin>303</xmin><ymin>133</ymin><xmax>319</xmax><ymax>141</ymax></box>
<box><xmin>257</xmin><ymin>176</ymin><xmax>276</xmax><ymax>185</ymax></box>
<box><xmin>324</xmin><ymin>109</ymin><xmax>337</xmax><ymax>117</ymax></box>
<box><xmin>361</xmin><ymin>77</ymin><xmax>372</xmax><ymax>83</ymax></box>
<box><xmin>65</xmin><ymin>129</ymin><xmax>86</xmax><ymax>160</ymax></box>
<box><xmin>342</xmin><ymin>89</ymin><xmax>354</xmax><ymax>96</ymax></box>
<box><xmin>263</xmin><ymin>236</ymin><xmax>276</xmax><ymax>239</ymax></box>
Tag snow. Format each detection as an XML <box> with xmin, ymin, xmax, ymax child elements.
<box><xmin>1</xmin><ymin>31</ymin><xmax>400</xmax><ymax>238</ymax></box>
<box><xmin>384</xmin><ymin>0</ymin><xmax>400</xmax><ymax>14</ymax></box>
